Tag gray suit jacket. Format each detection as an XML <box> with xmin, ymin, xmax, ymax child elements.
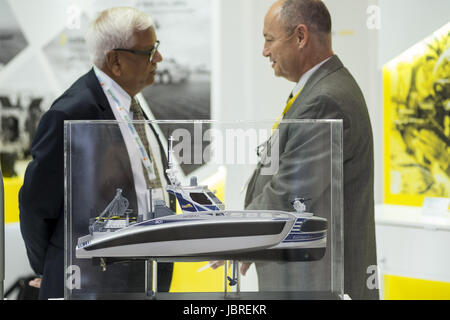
<box><xmin>244</xmin><ymin>55</ymin><xmax>378</xmax><ymax>300</ymax></box>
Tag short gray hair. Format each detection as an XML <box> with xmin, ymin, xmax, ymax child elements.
<box><xmin>85</xmin><ymin>7</ymin><xmax>154</xmax><ymax>67</ymax></box>
<box><xmin>279</xmin><ymin>0</ymin><xmax>332</xmax><ymax>35</ymax></box>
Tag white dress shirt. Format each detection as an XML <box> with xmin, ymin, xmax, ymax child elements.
<box><xmin>292</xmin><ymin>56</ymin><xmax>332</xmax><ymax>97</ymax></box>
<box><xmin>93</xmin><ymin>66</ymin><xmax>168</xmax><ymax>216</ymax></box>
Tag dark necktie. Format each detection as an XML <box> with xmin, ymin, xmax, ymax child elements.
<box><xmin>287</xmin><ymin>92</ymin><xmax>294</xmax><ymax>103</ymax></box>
<box><xmin>129</xmin><ymin>98</ymin><xmax>162</xmax><ymax>189</ymax></box>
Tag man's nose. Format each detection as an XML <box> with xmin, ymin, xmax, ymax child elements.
<box><xmin>153</xmin><ymin>50</ymin><xmax>163</xmax><ymax>63</ymax></box>
<box><xmin>262</xmin><ymin>46</ymin><xmax>270</xmax><ymax>58</ymax></box>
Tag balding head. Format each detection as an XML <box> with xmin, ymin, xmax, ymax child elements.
<box><xmin>262</xmin><ymin>0</ymin><xmax>333</xmax><ymax>82</ymax></box>
<box><xmin>279</xmin><ymin>0</ymin><xmax>332</xmax><ymax>35</ymax></box>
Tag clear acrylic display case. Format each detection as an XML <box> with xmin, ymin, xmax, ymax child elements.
<box><xmin>64</xmin><ymin>120</ymin><xmax>343</xmax><ymax>300</ymax></box>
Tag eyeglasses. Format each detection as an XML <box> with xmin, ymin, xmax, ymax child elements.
<box><xmin>113</xmin><ymin>40</ymin><xmax>160</xmax><ymax>62</ymax></box>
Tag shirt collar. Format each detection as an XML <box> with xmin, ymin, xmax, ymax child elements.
<box><xmin>292</xmin><ymin>56</ymin><xmax>332</xmax><ymax>96</ymax></box>
<box><xmin>93</xmin><ymin>65</ymin><xmax>133</xmax><ymax>112</ymax></box>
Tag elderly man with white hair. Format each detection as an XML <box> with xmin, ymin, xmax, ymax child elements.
<box><xmin>19</xmin><ymin>7</ymin><xmax>174</xmax><ymax>300</ymax></box>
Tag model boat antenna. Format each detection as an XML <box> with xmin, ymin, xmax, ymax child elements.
<box><xmin>166</xmin><ymin>136</ymin><xmax>181</xmax><ymax>186</ymax></box>
<box><xmin>89</xmin><ymin>189</ymin><xmax>130</xmax><ymax>235</ymax></box>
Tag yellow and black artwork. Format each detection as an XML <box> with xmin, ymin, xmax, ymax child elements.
<box><xmin>384</xmin><ymin>23</ymin><xmax>449</xmax><ymax>206</ymax></box>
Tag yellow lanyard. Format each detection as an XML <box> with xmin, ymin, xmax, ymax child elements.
<box><xmin>272</xmin><ymin>88</ymin><xmax>303</xmax><ymax>131</ymax></box>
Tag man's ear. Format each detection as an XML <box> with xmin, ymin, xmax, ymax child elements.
<box><xmin>105</xmin><ymin>51</ymin><xmax>122</xmax><ymax>77</ymax></box>
<box><xmin>295</xmin><ymin>24</ymin><xmax>309</xmax><ymax>49</ymax></box>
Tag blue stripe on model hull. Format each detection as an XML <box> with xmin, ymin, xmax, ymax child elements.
<box><xmin>282</xmin><ymin>218</ymin><xmax>326</xmax><ymax>242</ymax></box>
<box><xmin>135</xmin><ymin>219</ymin><xmax>199</xmax><ymax>227</ymax></box>
<box><xmin>283</xmin><ymin>232</ymin><xmax>326</xmax><ymax>242</ymax></box>
<box><xmin>282</xmin><ymin>238</ymin><xmax>325</xmax><ymax>243</ymax></box>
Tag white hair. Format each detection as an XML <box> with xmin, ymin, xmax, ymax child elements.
<box><xmin>85</xmin><ymin>7</ymin><xmax>154</xmax><ymax>68</ymax></box>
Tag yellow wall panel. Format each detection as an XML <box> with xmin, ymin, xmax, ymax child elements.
<box><xmin>384</xmin><ymin>274</ymin><xmax>450</xmax><ymax>300</ymax></box>
<box><xmin>3</xmin><ymin>176</ymin><xmax>23</xmax><ymax>224</ymax></box>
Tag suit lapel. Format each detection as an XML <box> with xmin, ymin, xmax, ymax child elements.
<box><xmin>84</xmin><ymin>69</ymin><xmax>139</xmax><ymax>208</ymax></box>
<box><xmin>284</xmin><ymin>55</ymin><xmax>344</xmax><ymax>119</ymax></box>
<box><xmin>84</xmin><ymin>68</ymin><xmax>115</xmax><ymax>120</ymax></box>
<box><xmin>302</xmin><ymin>55</ymin><xmax>343</xmax><ymax>96</ymax></box>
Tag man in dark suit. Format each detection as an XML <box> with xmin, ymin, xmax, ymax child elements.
<box><xmin>19</xmin><ymin>7</ymin><xmax>174</xmax><ymax>299</ymax></box>
<box><xmin>243</xmin><ymin>0</ymin><xmax>378</xmax><ymax>299</ymax></box>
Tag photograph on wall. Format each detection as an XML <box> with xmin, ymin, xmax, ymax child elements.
<box><xmin>43</xmin><ymin>12</ymin><xmax>91</xmax><ymax>91</ymax></box>
<box><xmin>0</xmin><ymin>90</ymin><xmax>49</xmax><ymax>177</ymax></box>
<box><xmin>136</xmin><ymin>0</ymin><xmax>212</xmax><ymax>175</ymax></box>
<box><xmin>0</xmin><ymin>0</ymin><xmax>28</xmax><ymax>70</ymax></box>
<box><xmin>383</xmin><ymin>22</ymin><xmax>450</xmax><ymax>206</ymax></box>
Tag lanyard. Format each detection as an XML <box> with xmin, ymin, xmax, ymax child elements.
<box><xmin>272</xmin><ymin>88</ymin><xmax>303</xmax><ymax>132</ymax></box>
<box><xmin>94</xmin><ymin>71</ymin><xmax>157</xmax><ymax>181</ymax></box>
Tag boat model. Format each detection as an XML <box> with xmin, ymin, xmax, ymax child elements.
<box><xmin>75</xmin><ymin>137</ymin><xmax>328</xmax><ymax>262</ymax></box>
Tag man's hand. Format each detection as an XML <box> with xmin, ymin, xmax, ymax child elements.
<box><xmin>29</xmin><ymin>278</ymin><xmax>42</xmax><ymax>289</ymax></box>
<box><xmin>239</xmin><ymin>262</ymin><xmax>252</xmax><ymax>276</ymax></box>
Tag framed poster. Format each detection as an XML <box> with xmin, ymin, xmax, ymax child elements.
<box><xmin>137</xmin><ymin>0</ymin><xmax>212</xmax><ymax>175</ymax></box>
<box><xmin>383</xmin><ymin>22</ymin><xmax>449</xmax><ymax>206</ymax></box>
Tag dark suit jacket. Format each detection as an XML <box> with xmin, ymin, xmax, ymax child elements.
<box><xmin>244</xmin><ymin>55</ymin><xmax>378</xmax><ymax>300</ymax></box>
<box><xmin>19</xmin><ymin>69</ymin><xmax>174</xmax><ymax>299</ymax></box>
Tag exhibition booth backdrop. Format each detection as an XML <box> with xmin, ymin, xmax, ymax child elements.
<box><xmin>0</xmin><ymin>0</ymin><xmax>449</xmax><ymax>299</ymax></box>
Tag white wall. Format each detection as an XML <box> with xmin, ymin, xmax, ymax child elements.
<box><xmin>4</xmin><ymin>224</ymin><xmax>34</xmax><ymax>297</ymax></box>
<box><xmin>212</xmin><ymin>0</ymin><xmax>292</xmax><ymax>124</ymax></box>
<box><xmin>378</xmin><ymin>0</ymin><xmax>450</xmax><ymax>67</ymax></box>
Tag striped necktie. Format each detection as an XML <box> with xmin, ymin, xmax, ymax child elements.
<box><xmin>129</xmin><ymin>98</ymin><xmax>162</xmax><ymax>189</ymax></box>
